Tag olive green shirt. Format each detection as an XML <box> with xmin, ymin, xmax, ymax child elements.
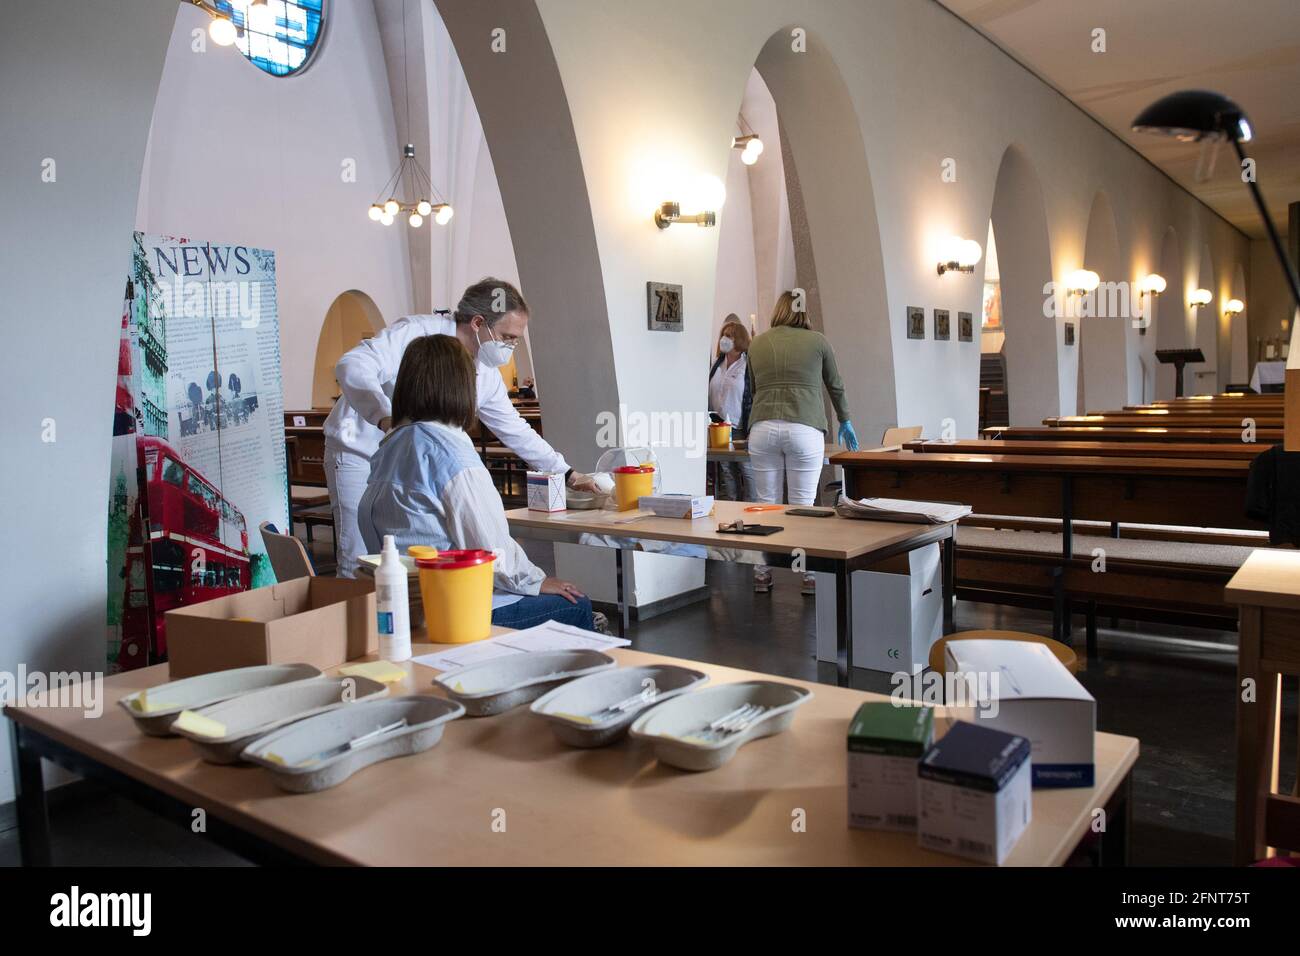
<box><xmin>745</xmin><ymin>325</ymin><xmax>850</xmax><ymax>433</ymax></box>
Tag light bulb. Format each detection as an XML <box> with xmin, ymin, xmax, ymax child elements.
<box><xmin>741</xmin><ymin>144</ymin><xmax>759</xmax><ymax>166</ymax></box>
<box><xmin>416</xmin><ymin>199</ymin><xmax>432</xmax><ymax>217</ymax></box>
<box><xmin>408</xmin><ymin>213</ymin><xmax>423</xmax><ymax>228</ymax></box>
<box><xmin>434</xmin><ymin>204</ymin><xmax>454</xmax><ymax>225</ymax></box>
<box><xmin>380</xmin><ymin>212</ymin><xmax>395</xmax><ymax>226</ymax></box>
<box><xmin>383</xmin><ymin>199</ymin><xmax>399</xmax><ymax>216</ymax></box>
<box><xmin>1142</xmin><ymin>273</ymin><xmax>1167</xmax><ymax>295</ymax></box>
<box><xmin>938</xmin><ymin>236</ymin><xmax>964</xmax><ymax>265</ymax></box>
<box><xmin>209</xmin><ymin>16</ymin><xmax>237</xmax><ymax>46</ymax></box>
<box><xmin>1191</xmin><ymin>288</ymin><xmax>1212</xmax><ymax>306</ymax></box>
<box><xmin>747</xmin><ymin>137</ymin><xmax>764</xmax><ymax>157</ymax></box>
<box><xmin>960</xmin><ymin>239</ymin><xmax>983</xmax><ymax>267</ymax></box>
<box><xmin>695</xmin><ymin>174</ymin><xmax>726</xmax><ymax>211</ymax></box>
<box><xmin>247</xmin><ymin>0</ymin><xmax>275</xmax><ymax>33</ymax></box>
<box><xmin>368</xmin><ymin>204</ymin><xmax>382</xmax><ymax>222</ymax></box>
<box><xmin>1226</xmin><ymin>298</ymin><xmax>1245</xmax><ymax>314</ymax></box>
<box><xmin>1068</xmin><ymin>269</ymin><xmax>1100</xmax><ymax>293</ymax></box>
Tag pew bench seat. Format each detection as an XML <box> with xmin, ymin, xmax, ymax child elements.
<box><xmin>953</xmin><ymin>526</ymin><xmax>1275</xmax><ymax>654</ymax></box>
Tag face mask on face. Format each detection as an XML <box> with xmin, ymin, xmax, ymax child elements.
<box><xmin>718</xmin><ymin>336</ymin><xmax>734</xmax><ymax>355</ymax></box>
<box><xmin>475</xmin><ymin>324</ymin><xmax>516</xmax><ymax>368</ymax></box>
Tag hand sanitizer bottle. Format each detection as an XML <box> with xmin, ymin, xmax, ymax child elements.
<box><xmin>376</xmin><ymin>534</ymin><xmax>411</xmax><ymax>661</ymax></box>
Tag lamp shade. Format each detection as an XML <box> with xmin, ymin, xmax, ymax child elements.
<box><xmin>1132</xmin><ymin>90</ymin><xmax>1252</xmax><ymax>143</ymax></box>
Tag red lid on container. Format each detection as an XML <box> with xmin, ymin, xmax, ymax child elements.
<box><xmin>414</xmin><ymin>549</ymin><xmax>495</xmax><ymax>570</ymax></box>
<box><xmin>613</xmin><ymin>464</ymin><xmax>655</xmax><ymax>474</ymax></box>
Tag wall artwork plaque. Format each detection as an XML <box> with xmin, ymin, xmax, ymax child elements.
<box><xmin>1064</xmin><ymin>322</ymin><xmax>1076</xmax><ymax>346</ymax></box>
<box><xmin>958</xmin><ymin>311</ymin><xmax>973</xmax><ymax>342</ymax></box>
<box><xmin>934</xmin><ymin>309</ymin><xmax>950</xmax><ymax>341</ymax></box>
<box><xmin>647</xmin><ymin>281</ymin><xmax>684</xmax><ymax>332</ymax></box>
<box><xmin>906</xmin><ymin>306</ymin><xmax>925</xmax><ymax>339</ymax></box>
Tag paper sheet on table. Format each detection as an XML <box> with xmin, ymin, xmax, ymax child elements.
<box><xmin>411</xmin><ymin>621</ymin><xmax>629</xmax><ymax>672</ymax></box>
<box><xmin>836</xmin><ymin>493</ymin><xmax>971</xmax><ymax>524</ymax></box>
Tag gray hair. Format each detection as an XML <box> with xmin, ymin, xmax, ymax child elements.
<box><xmin>453</xmin><ymin>277</ymin><xmax>528</xmax><ymax>327</ymax></box>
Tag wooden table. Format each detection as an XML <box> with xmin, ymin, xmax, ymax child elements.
<box><xmin>1048</xmin><ymin>414</ymin><xmax>1282</xmax><ymax>428</ymax></box>
<box><xmin>985</xmin><ymin>425</ymin><xmax>1284</xmax><ymax>443</ymax></box>
<box><xmin>907</xmin><ymin>439</ymin><xmax>1267</xmax><ymax>460</ymax></box>
<box><xmin>4</xmin><ymin>645</ymin><xmax>1138</xmax><ymax>867</ymax></box>
<box><xmin>505</xmin><ymin>500</ymin><xmax>956</xmax><ymax>685</ymax></box>
<box><xmin>1225</xmin><ymin>550</ymin><xmax>1300</xmax><ymax>864</ymax></box>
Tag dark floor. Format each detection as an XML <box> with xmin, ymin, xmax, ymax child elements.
<box><xmin>3</xmin><ymin>527</ymin><xmax>1294</xmax><ymax>867</ymax></box>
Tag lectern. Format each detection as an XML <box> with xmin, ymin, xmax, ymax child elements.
<box><xmin>1155</xmin><ymin>348</ymin><xmax>1205</xmax><ymax>398</ymax></box>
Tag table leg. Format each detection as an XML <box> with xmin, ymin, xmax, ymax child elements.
<box><xmin>1234</xmin><ymin>604</ymin><xmax>1278</xmax><ymax>865</ymax></box>
<box><xmin>942</xmin><ymin>529</ymin><xmax>956</xmax><ymax>635</ymax></box>
<box><xmin>614</xmin><ymin>547</ymin><xmax>631</xmax><ymax>638</ymax></box>
<box><xmin>1100</xmin><ymin>771</ymin><xmax>1132</xmax><ymax>866</ymax></box>
<box><xmin>835</xmin><ymin>561</ymin><xmax>852</xmax><ymax>687</ymax></box>
<box><xmin>7</xmin><ymin>720</ymin><xmax>52</xmax><ymax>866</ymax></box>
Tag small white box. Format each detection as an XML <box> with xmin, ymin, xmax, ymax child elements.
<box><xmin>638</xmin><ymin>493</ymin><xmax>714</xmax><ymax>519</ymax></box>
<box><xmin>813</xmin><ymin>543</ymin><xmax>942</xmax><ymax>672</ymax></box>
<box><xmin>917</xmin><ymin>720</ymin><xmax>1032</xmax><ymax>865</ymax></box>
<box><xmin>847</xmin><ymin>702</ymin><xmax>934</xmax><ymax>832</ymax></box>
<box><xmin>526</xmin><ymin>471</ymin><xmax>566</xmax><ymax>512</ymax></box>
<box><xmin>943</xmin><ymin>639</ymin><xmax>1095</xmax><ymax>789</ymax></box>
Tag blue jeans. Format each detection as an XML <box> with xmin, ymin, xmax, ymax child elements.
<box><xmin>491</xmin><ymin>593</ymin><xmax>595</xmax><ymax>631</ymax></box>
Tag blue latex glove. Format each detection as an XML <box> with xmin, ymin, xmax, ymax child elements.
<box><xmin>838</xmin><ymin>420</ymin><xmax>859</xmax><ymax>451</ymax></box>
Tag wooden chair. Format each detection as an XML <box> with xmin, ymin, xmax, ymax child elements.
<box><xmin>928</xmin><ymin>628</ymin><xmax>1080</xmax><ymax>674</ymax></box>
<box><xmin>259</xmin><ymin>522</ymin><xmax>315</xmax><ymax>581</ymax></box>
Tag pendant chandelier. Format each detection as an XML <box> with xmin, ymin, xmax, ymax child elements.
<box><xmin>368</xmin><ymin>144</ymin><xmax>453</xmax><ymax>228</ymax></box>
<box><xmin>368</xmin><ymin>0</ymin><xmax>453</xmax><ymax>228</ymax></box>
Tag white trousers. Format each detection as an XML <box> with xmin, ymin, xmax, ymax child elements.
<box><xmin>747</xmin><ymin>419</ymin><xmax>824</xmax><ymax>506</ymax></box>
<box><xmin>324</xmin><ymin>445</ymin><xmax>371</xmax><ymax>578</ymax></box>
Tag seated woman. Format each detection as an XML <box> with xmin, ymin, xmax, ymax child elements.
<box><xmin>358</xmin><ymin>334</ymin><xmax>594</xmax><ymax>631</ymax></box>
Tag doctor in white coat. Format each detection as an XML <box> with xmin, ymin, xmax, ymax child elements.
<box><xmin>323</xmin><ymin>277</ymin><xmax>595</xmax><ymax>576</ymax></box>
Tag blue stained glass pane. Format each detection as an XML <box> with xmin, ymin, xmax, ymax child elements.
<box><xmin>213</xmin><ymin>0</ymin><xmax>326</xmax><ymax>78</ymax></box>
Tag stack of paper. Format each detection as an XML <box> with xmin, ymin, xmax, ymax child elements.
<box><xmin>836</xmin><ymin>494</ymin><xmax>971</xmax><ymax>524</ymax></box>
<box><xmin>411</xmin><ymin>621</ymin><xmax>630</xmax><ymax>672</ymax></box>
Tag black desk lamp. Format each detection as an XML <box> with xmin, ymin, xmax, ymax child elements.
<box><xmin>1133</xmin><ymin>90</ymin><xmax>1300</xmax><ymax>314</ymax></box>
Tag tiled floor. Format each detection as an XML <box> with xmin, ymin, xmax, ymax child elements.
<box><xmin>3</xmin><ymin>531</ymin><xmax>1293</xmax><ymax>867</ymax></box>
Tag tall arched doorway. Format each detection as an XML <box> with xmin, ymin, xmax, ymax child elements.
<box><xmin>753</xmin><ymin>27</ymin><xmax>896</xmax><ymax>440</ymax></box>
<box><xmin>311</xmin><ymin>291</ymin><xmax>384</xmax><ymax>408</ymax></box>
<box><xmin>989</xmin><ymin>145</ymin><xmax>1060</xmax><ymax>423</ymax></box>
<box><xmin>1079</xmin><ymin>191</ymin><xmax>1126</xmax><ymax>411</ymax></box>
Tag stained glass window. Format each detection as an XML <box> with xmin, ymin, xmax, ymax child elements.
<box><xmin>214</xmin><ymin>0</ymin><xmax>326</xmax><ymax>77</ymax></box>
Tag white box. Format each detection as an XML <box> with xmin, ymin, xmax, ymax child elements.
<box><xmin>943</xmin><ymin>639</ymin><xmax>1096</xmax><ymax>788</ymax></box>
<box><xmin>527</xmin><ymin>471</ymin><xmax>566</xmax><ymax>512</ymax></box>
<box><xmin>638</xmin><ymin>493</ymin><xmax>714</xmax><ymax>519</ymax></box>
<box><xmin>917</xmin><ymin>720</ymin><xmax>1033</xmax><ymax>865</ymax></box>
<box><xmin>813</xmin><ymin>543</ymin><xmax>942</xmax><ymax>672</ymax></box>
<box><xmin>847</xmin><ymin>702</ymin><xmax>934</xmax><ymax>832</ymax></box>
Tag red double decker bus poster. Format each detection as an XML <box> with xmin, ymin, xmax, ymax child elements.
<box><xmin>106</xmin><ymin>233</ymin><xmax>288</xmax><ymax>672</ymax></box>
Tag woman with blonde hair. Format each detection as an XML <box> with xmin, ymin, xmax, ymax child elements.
<box><xmin>707</xmin><ymin>315</ymin><xmax>753</xmax><ymax>500</ymax></box>
<box><xmin>745</xmin><ymin>291</ymin><xmax>859</xmax><ymax>593</ymax></box>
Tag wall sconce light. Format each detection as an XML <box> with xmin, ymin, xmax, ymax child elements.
<box><xmin>732</xmin><ymin>134</ymin><xmax>765</xmax><ymax>166</ymax></box>
<box><xmin>1139</xmin><ymin>273</ymin><xmax>1167</xmax><ymax>298</ymax></box>
<box><xmin>654</xmin><ymin>202</ymin><xmax>716</xmax><ymax>229</ymax></box>
<box><xmin>1225</xmin><ymin>298</ymin><xmax>1245</xmax><ymax>316</ymax></box>
<box><xmin>1190</xmin><ymin>288</ymin><xmax>1213</xmax><ymax>308</ymax></box>
<box><xmin>1067</xmin><ymin>269</ymin><xmax>1101</xmax><ymax>295</ymax></box>
<box><xmin>936</xmin><ymin>236</ymin><xmax>982</xmax><ymax>275</ymax></box>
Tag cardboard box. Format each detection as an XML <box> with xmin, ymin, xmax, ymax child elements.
<box><xmin>847</xmin><ymin>702</ymin><xmax>934</xmax><ymax>831</ymax></box>
<box><xmin>165</xmin><ymin>577</ymin><xmax>377</xmax><ymax>678</ymax></box>
<box><xmin>918</xmin><ymin>720</ymin><xmax>1032</xmax><ymax>865</ymax></box>
<box><xmin>637</xmin><ymin>493</ymin><xmax>714</xmax><ymax>518</ymax></box>
<box><xmin>527</xmin><ymin>471</ymin><xmax>566</xmax><ymax>512</ymax></box>
<box><xmin>943</xmin><ymin>638</ymin><xmax>1095</xmax><ymax>788</ymax></box>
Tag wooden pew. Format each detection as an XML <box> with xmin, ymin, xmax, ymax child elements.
<box><xmin>908</xmin><ymin>438</ymin><xmax>1266</xmax><ymax>460</ymax></box>
<box><xmin>1048</xmin><ymin>414</ymin><xmax>1282</xmax><ymax>427</ymax></box>
<box><xmin>985</xmin><ymin>425</ymin><xmax>1283</xmax><ymax>443</ymax></box>
<box><xmin>284</xmin><ymin>408</ymin><xmax>331</xmax><ymax>428</ymax></box>
<box><xmin>833</xmin><ymin>449</ymin><xmax>1266</xmax><ymax>649</ymax></box>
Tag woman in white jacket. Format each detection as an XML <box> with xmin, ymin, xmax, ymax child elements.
<box><xmin>324</xmin><ymin>277</ymin><xmax>596</xmax><ymax>576</ymax></box>
<box><xmin>358</xmin><ymin>334</ymin><xmax>594</xmax><ymax>631</ymax></box>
